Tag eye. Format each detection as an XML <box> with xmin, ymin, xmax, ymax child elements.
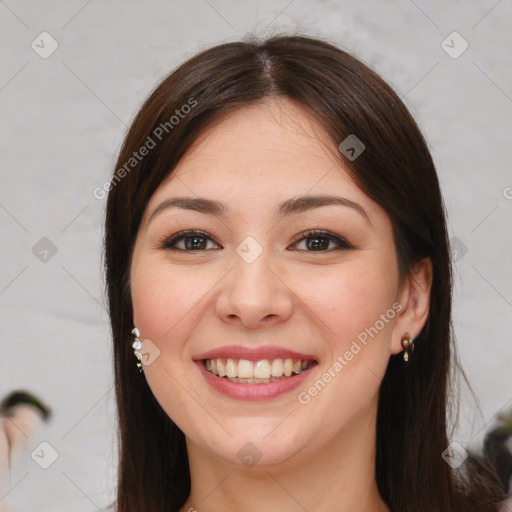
<box><xmin>157</xmin><ymin>229</ymin><xmax>353</xmax><ymax>253</ymax></box>
<box><xmin>158</xmin><ymin>230</ymin><xmax>221</xmax><ymax>251</ymax></box>
<box><xmin>290</xmin><ymin>230</ymin><xmax>353</xmax><ymax>252</ymax></box>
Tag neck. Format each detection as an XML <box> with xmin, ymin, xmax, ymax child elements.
<box><xmin>180</xmin><ymin>396</ymin><xmax>389</xmax><ymax>512</ymax></box>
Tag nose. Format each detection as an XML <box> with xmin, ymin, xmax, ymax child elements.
<box><xmin>215</xmin><ymin>250</ymin><xmax>294</xmax><ymax>330</ymax></box>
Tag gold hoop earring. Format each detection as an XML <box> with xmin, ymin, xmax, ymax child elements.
<box><xmin>401</xmin><ymin>335</ymin><xmax>415</xmax><ymax>362</ymax></box>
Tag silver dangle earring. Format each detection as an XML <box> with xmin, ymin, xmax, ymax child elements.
<box><xmin>131</xmin><ymin>327</ymin><xmax>143</xmax><ymax>372</ymax></box>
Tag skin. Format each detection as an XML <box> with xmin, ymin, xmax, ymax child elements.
<box><xmin>3</xmin><ymin>406</ymin><xmax>42</xmax><ymax>453</ymax></box>
<box><xmin>0</xmin><ymin>406</ymin><xmax>45</xmax><ymax>512</ymax></box>
<box><xmin>130</xmin><ymin>98</ymin><xmax>432</xmax><ymax>512</ymax></box>
<box><xmin>1</xmin><ymin>405</ymin><xmax>44</xmax><ymax>468</ymax></box>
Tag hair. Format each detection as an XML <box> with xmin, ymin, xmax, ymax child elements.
<box><xmin>104</xmin><ymin>34</ymin><xmax>505</xmax><ymax>511</ymax></box>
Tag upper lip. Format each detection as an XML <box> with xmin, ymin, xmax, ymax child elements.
<box><xmin>194</xmin><ymin>345</ymin><xmax>318</xmax><ymax>362</ymax></box>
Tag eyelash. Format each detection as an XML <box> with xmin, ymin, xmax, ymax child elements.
<box><xmin>157</xmin><ymin>229</ymin><xmax>354</xmax><ymax>253</ymax></box>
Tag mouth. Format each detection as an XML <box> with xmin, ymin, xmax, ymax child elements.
<box><xmin>193</xmin><ymin>346</ymin><xmax>319</xmax><ymax>401</ymax></box>
<box><xmin>203</xmin><ymin>357</ymin><xmax>317</xmax><ymax>384</ymax></box>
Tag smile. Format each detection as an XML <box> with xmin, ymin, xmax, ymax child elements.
<box><xmin>204</xmin><ymin>358</ymin><xmax>314</xmax><ymax>383</ymax></box>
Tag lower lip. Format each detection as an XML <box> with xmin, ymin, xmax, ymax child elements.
<box><xmin>195</xmin><ymin>361</ymin><xmax>317</xmax><ymax>401</ymax></box>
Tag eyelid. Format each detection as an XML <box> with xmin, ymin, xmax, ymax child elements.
<box><xmin>288</xmin><ymin>229</ymin><xmax>354</xmax><ymax>251</ymax></box>
<box><xmin>155</xmin><ymin>229</ymin><xmax>222</xmax><ymax>251</ymax></box>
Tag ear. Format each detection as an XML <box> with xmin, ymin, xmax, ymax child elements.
<box><xmin>390</xmin><ymin>257</ymin><xmax>433</xmax><ymax>355</ymax></box>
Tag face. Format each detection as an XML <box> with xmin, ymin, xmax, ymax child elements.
<box><xmin>130</xmin><ymin>99</ymin><xmax>407</xmax><ymax>469</ymax></box>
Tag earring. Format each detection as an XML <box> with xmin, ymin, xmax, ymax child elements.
<box><xmin>401</xmin><ymin>335</ymin><xmax>415</xmax><ymax>362</ymax></box>
<box><xmin>131</xmin><ymin>327</ymin><xmax>143</xmax><ymax>372</ymax></box>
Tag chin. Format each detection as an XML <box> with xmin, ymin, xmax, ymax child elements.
<box><xmin>198</xmin><ymin>419</ymin><xmax>311</xmax><ymax>468</ymax></box>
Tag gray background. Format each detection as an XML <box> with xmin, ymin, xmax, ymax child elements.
<box><xmin>1</xmin><ymin>1</ymin><xmax>511</xmax><ymax>510</ymax></box>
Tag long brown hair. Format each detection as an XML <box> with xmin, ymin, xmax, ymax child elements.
<box><xmin>104</xmin><ymin>35</ymin><xmax>504</xmax><ymax>511</ymax></box>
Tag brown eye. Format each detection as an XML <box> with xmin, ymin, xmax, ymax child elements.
<box><xmin>291</xmin><ymin>230</ymin><xmax>353</xmax><ymax>252</ymax></box>
<box><xmin>304</xmin><ymin>236</ymin><xmax>330</xmax><ymax>251</ymax></box>
<box><xmin>183</xmin><ymin>235</ymin><xmax>208</xmax><ymax>250</ymax></box>
<box><xmin>160</xmin><ymin>230</ymin><xmax>220</xmax><ymax>251</ymax></box>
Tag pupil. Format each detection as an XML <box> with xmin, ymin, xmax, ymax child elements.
<box><xmin>185</xmin><ymin>236</ymin><xmax>206</xmax><ymax>250</ymax></box>
<box><xmin>307</xmin><ymin>237</ymin><xmax>328</xmax><ymax>251</ymax></box>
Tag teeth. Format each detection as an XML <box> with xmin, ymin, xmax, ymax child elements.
<box><xmin>254</xmin><ymin>360</ymin><xmax>271</xmax><ymax>379</ymax></box>
<box><xmin>283</xmin><ymin>359</ymin><xmax>293</xmax><ymax>377</ymax></box>
<box><xmin>238</xmin><ymin>359</ymin><xmax>254</xmax><ymax>379</ymax></box>
<box><xmin>271</xmin><ymin>359</ymin><xmax>284</xmax><ymax>377</ymax></box>
<box><xmin>217</xmin><ymin>359</ymin><xmax>226</xmax><ymax>377</ymax></box>
<box><xmin>225</xmin><ymin>358</ymin><xmax>237</xmax><ymax>378</ymax></box>
<box><xmin>204</xmin><ymin>357</ymin><xmax>313</xmax><ymax>380</ymax></box>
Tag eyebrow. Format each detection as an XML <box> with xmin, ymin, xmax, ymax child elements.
<box><xmin>148</xmin><ymin>194</ymin><xmax>371</xmax><ymax>225</ymax></box>
<box><xmin>149</xmin><ymin>197</ymin><xmax>226</xmax><ymax>223</ymax></box>
<box><xmin>278</xmin><ymin>195</ymin><xmax>370</xmax><ymax>224</ymax></box>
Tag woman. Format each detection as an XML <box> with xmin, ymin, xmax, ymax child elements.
<box><xmin>104</xmin><ymin>35</ymin><xmax>506</xmax><ymax>511</ymax></box>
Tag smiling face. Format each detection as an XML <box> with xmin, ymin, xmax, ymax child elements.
<box><xmin>129</xmin><ymin>98</ymin><xmax>415</xmax><ymax>469</ymax></box>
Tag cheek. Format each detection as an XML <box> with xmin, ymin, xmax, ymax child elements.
<box><xmin>130</xmin><ymin>258</ymin><xmax>212</xmax><ymax>431</ymax></box>
<box><xmin>294</xmin><ymin>256</ymin><xmax>399</xmax><ymax>354</ymax></box>
<box><xmin>291</xmin><ymin>260</ymin><xmax>399</xmax><ymax>431</ymax></box>
<box><xmin>131</xmin><ymin>264</ymin><xmax>173</xmax><ymax>339</ymax></box>
<box><xmin>130</xmin><ymin>257</ymin><xmax>213</xmax><ymax>350</ymax></box>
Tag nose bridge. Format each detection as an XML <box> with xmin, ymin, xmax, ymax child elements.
<box><xmin>216</xmin><ymin>237</ymin><xmax>293</xmax><ymax>328</ymax></box>
<box><xmin>233</xmin><ymin>244</ymin><xmax>273</xmax><ymax>294</ymax></box>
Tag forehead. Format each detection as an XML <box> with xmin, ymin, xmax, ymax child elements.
<box><xmin>146</xmin><ymin>99</ymin><xmax>369</xmax><ymax>214</ymax></box>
